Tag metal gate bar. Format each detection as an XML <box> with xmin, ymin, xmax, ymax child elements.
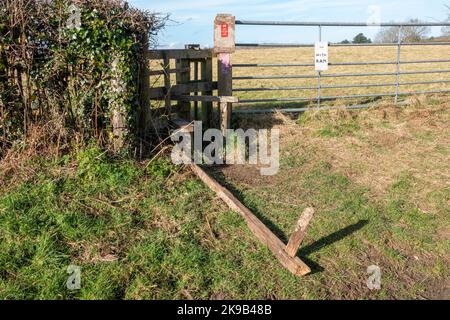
<box><xmin>234</xmin><ymin>83</ymin><xmax>395</xmax><ymax>92</ymax></box>
<box><xmin>238</xmin><ymin>89</ymin><xmax>450</xmax><ymax>104</ymax></box>
<box><xmin>234</xmin><ymin>59</ymin><xmax>450</xmax><ymax>67</ymax></box>
<box><xmin>234</xmin><ymin>104</ymin><xmax>396</xmax><ymax>114</ymax></box>
<box><xmin>235</xmin><ymin>20</ymin><xmax>450</xmax><ymax>27</ymax></box>
<box><xmin>233</xmin><ymin>79</ymin><xmax>450</xmax><ymax>92</ymax></box>
<box><xmin>236</xmin><ymin>42</ymin><xmax>450</xmax><ymax>47</ymax></box>
<box><xmin>234</xmin><ymin>69</ymin><xmax>450</xmax><ymax>80</ymax></box>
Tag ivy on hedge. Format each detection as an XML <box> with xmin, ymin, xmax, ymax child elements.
<box><xmin>0</xmin><ymin>0</ymin><xmax>165</xmax><ymax>151</ymax></box>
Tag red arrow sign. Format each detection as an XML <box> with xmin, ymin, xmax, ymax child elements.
<box><xmin>221</xmin><ymin>23</ymin><xmax>229</xmax><ymax>37</ymax></box>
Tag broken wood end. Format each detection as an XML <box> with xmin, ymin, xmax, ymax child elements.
<box><xmin>285</xmin><ymin>207</ymin><xmax>315</xmax><ymax>258</ymax></box>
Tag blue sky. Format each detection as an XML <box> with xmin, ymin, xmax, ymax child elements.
<box><xmin>129</xmin><ymin>0</ymin><xmax>450</xmax><ymax>48</ymax></box>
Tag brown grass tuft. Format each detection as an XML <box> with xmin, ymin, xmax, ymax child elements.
<box><xmin>0</xmin><ymin>112</ymin><xmax>76</xmax><ymax>191</ymax></box>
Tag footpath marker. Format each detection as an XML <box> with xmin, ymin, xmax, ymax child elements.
<box><xmin>214</xmin><ymin>14</ymin><xmax>235</xmax><ymax>132</ymax></box>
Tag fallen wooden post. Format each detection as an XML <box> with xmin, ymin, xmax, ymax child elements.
<box><xmin>285</xmin><ymin>208</ymin><xmax>315</xmax><ymax>257</ymax></box>
<box><xmin>169</xmin><ymin>108</ymin><xmax>314</xmax><ymax>276</ymax></box>
<box><xmin>190</xmin><ymin>164</ymin><xmax>313</xmax><ymax>277</ymax></box>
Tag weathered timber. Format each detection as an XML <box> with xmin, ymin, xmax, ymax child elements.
<box><xmin>217</xmin><ymin>53</ymin><xmax>233</xmax><ymax>132</ymax></box>
<box><xmin>149</xmin><ymin>67</ymin><xmax>189</xmax><ymax>76</ymax></box>
<box><xmin>171</xmin><ymin>118</ymin><xmax>194</xmax><ymax>133</ymax></box>
<box><xmin>163</xmin><ymin>54</ymin><xmax>172</xmax><ymax>115</ymax></box>
<box><xmin>173</xmin><ymin>95</ymin><xmax>238</xmax><ymax>103</ymax></box>
<box><xmin>201</xmin><ymin>58</ymin><xmax>214</xmax><ymax>127</ymax></box>
<box><xmin>139</xmin><ymin>44</ymin><xmax>151</xmax><ymax>139</ymax></box>
<box><xmin>190</xmin><ymin>164</ymin><xmax>311</xmax><ymax>277</ymax></box>
<box><xmin>111</xmin><ymin>108</ymin><xmax>126</xmax><ymax>151</ymax></box>
<box><xmin>285</xmin><ymin>208</ymin><xmax>315</xmax><ymax>257</ymax></box>
<box><xmin>193</xmin><ymin>62</ymin><xmax>199</xmax><ymax>120</ymax></box>
<box><xmin>151</xmin><ymin>104</ymin><xmax>185</xmax><ymax>117</ymax></box>
<box><xmin>219</xmin><ymin>102</ymin><xmax>229</xmax><ymax>136</ymax></box>
<box><xmin>176</xmin><ymin>58</ymin><xmax>191</xmax><ymax>120</ymax></box>
<box><xmin>215</xmin><ymin>14</ymin><xmax>235</xmax><ymax>130</ymax></box>
<box><xmin>149</xmin><ymin>82</ymin><xmax>217</xmax><ymax>100</ymax></box>
<box><xmin>214</xmin><ymin>14</ymin><xmax>236</xmax><ymax>54</ymax></box>
<box><xmin>147</xmin><ymin>49</ymin><xmax>213</xmax><ymax>60</ymax></box>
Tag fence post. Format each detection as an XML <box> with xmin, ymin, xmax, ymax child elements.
<box><xmin>110</xmin><ymin>56</ymin><xmax>126</xmax><ymax>152</ymax></box>
<box><xmin>163</xmin><ymin>53</ymin><xmax>172</xmax><ymax>117</ymax></box>
<box><xmin>201</xmin><ymin>57</ymin><xmax>213</xmax><ymax>127</ymax></box>
<box><xmin>394</xmin><ymin>26</ymin><xmax>403</xmax><ymax>105</ymax></box>
<box><xmin>139</xmin><ymin>41</ymin><xmax>151</xmax><ymax>144</ymax></box>
<box><xmin>193</xmin><ymin>61</ymin><xmax>199</xmax><ymax>119</ymax></box>
<box><xmin>185</xmin><ymin>44</ymin><xmax>201</xmax><ymax>121</ymax></box>
<box><xmin>175</xmin><ymin>58</ymin><xmax>191</xmax><ymax>120</ymax></box>
<box><xmin>317</xmin><ymin>25</ymin><xmax>322</xmax><ymax>108</ymax></box>
<box><xmin>214</xmin><ymin>14</ymin><xmax>235</xmax><ymax>132</ymax></box>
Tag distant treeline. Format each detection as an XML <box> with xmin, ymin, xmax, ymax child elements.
<box><xmin>340</xmin><ymin>17</ymin><xmax>450</xmax><ymax>44</ymax></box>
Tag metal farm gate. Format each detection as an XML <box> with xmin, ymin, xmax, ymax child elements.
<box><xmin>225</xmin><ymin>18</ymin><xmax>450</xmax><ymax>114</ymax></box>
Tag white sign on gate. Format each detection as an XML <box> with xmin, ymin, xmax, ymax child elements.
<box><xmin>315</xmin><ymin>42</ymin><xmax>329</xmax><ymax>71</ymax></box>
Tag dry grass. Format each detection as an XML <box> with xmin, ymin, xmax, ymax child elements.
<box><xmin>0</xmin><ymin>114</ymin><xmax>72</xmax><ymax>192</ymax></box>
<box><xmin>233</xmin><ymin>95</ymin><xmax>450</xmax><ymax>201</ymax></box>
<box><xmin>232</xmin><ymin>46</ymin><xmax>450</xmax><ymax>105</ymax></box>
<box><xmin>226</xmin><ymin>46</ymin><xmax>450</xmax><ymax>215</ymax></box>
<box><xmin>214</xmin><ymin>94</ymin><xmax>450</xmax><ymax>299</ymax></box>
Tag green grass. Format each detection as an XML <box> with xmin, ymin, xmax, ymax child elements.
<box><xmin>0</xmin><ymin>147</ymin><xmax>215</xmax><ymax>299</ymax></box>
<box><xmin>0</xmin><ymin>147</ymin><xmax>320</xmax><ymax>299</ymax></box>
<box><xmin>212</xmin><ymin>161</ymin><xmax>449</xmax><ymax>299</ymax></box>
<box><xmin>317</xmin><ymin>121</ymin><xmax>361</xmax><ymax>137</ymax></box>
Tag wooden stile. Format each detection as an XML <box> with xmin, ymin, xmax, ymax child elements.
<box><xmin>201</xmin><ymin>58</ymin><xmax>214</xmax><ymax>127</ymax></box>
<box><xmin>175</xmin><ymin>58</ymin><xmax>191</xmax><ymax>120</ymax></box>
<box><xmin>190</xmin><ymin>164</ymin><xmax>312</xmax><ymax>277</ymax></box>
<box><xmin>163</xmin><ymin>53</ymin><xmax>172</xmax><ymax>116</ymax></box>
<box><xmin>147</xmin><ymin>49</ymin><xmax>212</xmax><ymax>60</ymax></box>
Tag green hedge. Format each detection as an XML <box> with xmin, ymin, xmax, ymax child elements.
<box><xmin>0</xmin><ymin>0</ymin><xmax>165</xmax><ymax>152</ymax></box>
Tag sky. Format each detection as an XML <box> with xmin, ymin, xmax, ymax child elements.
<box><xmin>129</xmin><ymin>0</ymin><xmax>450</xmax><ymax>48</ymax></box>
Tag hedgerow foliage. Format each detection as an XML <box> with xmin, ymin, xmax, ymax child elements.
<box><xmin>0</xmin><ymin>0</ymin><xmax>165</xmax><ymax>154</ymax></box>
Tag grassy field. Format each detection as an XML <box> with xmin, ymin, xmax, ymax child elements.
<box><xmin>0</xmin><ymin>46</ymin><xmax>449</xmax><ymax>300</ymax></box>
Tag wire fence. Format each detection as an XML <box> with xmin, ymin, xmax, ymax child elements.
<box><xmin>232</xmin><ymin>20</ymin><xmax>450</xmax><ymax>112</ymax></box>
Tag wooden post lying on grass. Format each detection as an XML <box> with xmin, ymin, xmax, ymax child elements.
<box><xmin>190</xmin><ymin>164</ymin><xmax>313</xmax><ymax>277</ymax></box>
<box><xmin>170</xmin><ymin>101</ymin><xmax>314</xmax><ymax>277</ymax></box>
